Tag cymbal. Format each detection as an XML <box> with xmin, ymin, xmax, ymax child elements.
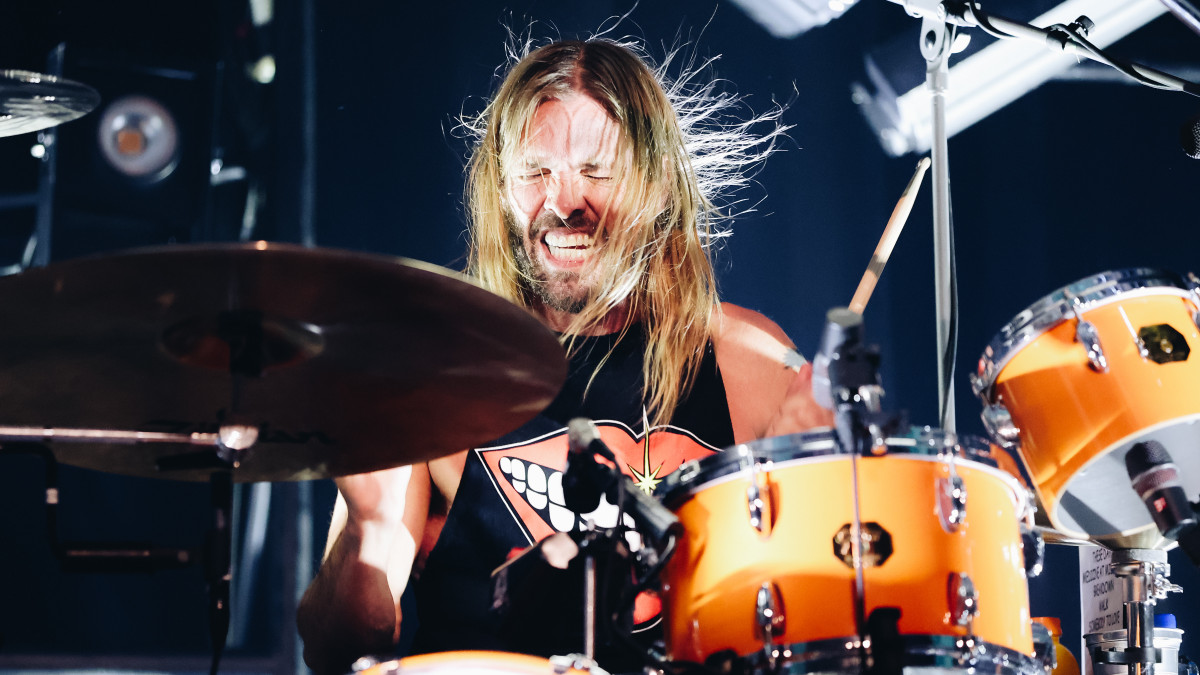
<box><xmin>0</xmin><ymin>243</ymin><xmax>567</xmax><ymax>482</ymax></box>
<box><xmin>0</xmin><ymin>70</ymin><xmax>100</xmax><ymax>137</ymax></box>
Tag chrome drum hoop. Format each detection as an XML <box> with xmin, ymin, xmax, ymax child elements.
<box><xmin>659</xmin><ymin>427</ymin><xmax>1003</xmax><ymax>510</ymax></box>
<box><xmin>973</xmin><ymin>268</ymin><xmax>1191</xmax><ymax>399</ymax></box>
<box><xmin>737</xmin><ymin>634</ymin><xmax>1046</xmax><ymax>675</ymax></box>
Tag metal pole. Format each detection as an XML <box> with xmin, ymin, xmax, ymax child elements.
<box><xmin>922</xmin><ymin>17</ymin><xmax>957</xmax><ymax>432</ymax></box>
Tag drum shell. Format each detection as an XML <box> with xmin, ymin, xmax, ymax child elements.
<box><xmin>661</xmin><ymin>451</ymin><xmax>1033</xmax><ymax>664</ymax></box>
<box><xmin>990</xmin><ymin>290</ymin><xmax>1200</xmax><ymax>541</ymax></box>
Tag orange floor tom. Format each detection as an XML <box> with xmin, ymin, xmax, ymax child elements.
<box><xmin>660</xmin><ymin>428</ymin><xmax>1039</xmax><ymax>674</ymax></box>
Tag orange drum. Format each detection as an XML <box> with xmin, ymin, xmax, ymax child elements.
<box><xmin>354</xmin><ymin>651</ymin><xmax>595</xmax><ymax>675</ymax></box>
<box><xmin>659</xmin><ymin>428</ymin><xmax>1038</xmax><ymax>674</ymax></box>
<box><xmin>974</xmin><ymin>269</ymin><xmax>1200</xmax><ymax>547</ymax></box>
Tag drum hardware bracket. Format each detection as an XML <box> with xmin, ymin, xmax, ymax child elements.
<box><xmin>947</xmin><ymin>572</ymin><xmax>980</xmax><ymax>631</ymax></box>
<box><xmin>833</xmin><ymin>522</ymin><xmax>893</xmax><ymax>568</ymax></box>
<box><xmin>1183</xmin><ymin>272</ymin><xmax>1200</xmax><ymax>330</ymax></box>
<box><xmin>755</xmin><ymin>580</ymin><xmax>787</xmax><ymax>669</ymax></box>
<box><xmin>1019</xmin><ymin>525</ymin><xmax>1045</xmax><ymax>578</ymax></box>
<box><xmin>937</xmin><ymin>473</ymin><xmax>968</xmax><ymax>532</ymax></box>
<box><xmin>1106</xmin><ymin>549</ymin><xmax>1183</xmax><ymax>675</ymax></box>
<box><xmin>739</xmin><ymin>444</ymin><xmax>776</xmax><ymax>537</ymax></box>
<box><xmin>1075</xmin><ymin>318</ymin><xmax>1109</xmax><ymax>373</ymax></box>
<box><xmin>980</xmin><ymin>401</ymin><xmax>1021</xmax><ymax>450</ymax></box>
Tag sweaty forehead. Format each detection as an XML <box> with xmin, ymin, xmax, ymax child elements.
<box><xmin>516</xmin><ymin>93</ymin><xmax>622</xmax><ymax>167</ymax></box>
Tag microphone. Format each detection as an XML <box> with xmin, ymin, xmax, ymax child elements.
<box><xmin>1125</xmin><ymin>441</ymin><xmax>1196</xmax><ymax>540</ymax></box>
<box><xmin>1181</xmin><ymin>113</ymin><xmax>1200</xmax><ymax>159</ymax></box>
<box><xmin>564</xmin><ymin>418</ymin><xmax>614</xmax><ymax>514</ymax></box>
<box><xmin>564</xmin><ymin>418</ymin><xmax>681</xmax><ymax>544</ymax></box>
<box><xmin>812</xmin><ymin>308</ymin><xmax>864</xmax><ymax>410</ymax></box>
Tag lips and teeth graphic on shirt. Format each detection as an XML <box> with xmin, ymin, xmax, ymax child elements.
<box><xmin>474</xmin><ymin>418</ymin><xmax>720</xmax><ymax>628</ymax></box>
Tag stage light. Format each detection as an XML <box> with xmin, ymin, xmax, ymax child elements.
<box><xmin>853</xmin><ymin>0</ymin><xmax>1167</xmax><ymax>157</ymax></box>
<box><xmin>96</xmin><ymin>94</ymin><xmax>180</xmax><ymax>180</ymax></box>
<box><xmin>728</xmin><ymin>0</ymin><xmax>860</xmax><ymax>38</ymax></box>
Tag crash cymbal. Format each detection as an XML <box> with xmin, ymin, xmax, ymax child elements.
<box><xmin>0</xmin><ymin>242</ymin><xmax>566</xmax><ymax>482</ymax></box>
<box><xmin>0</xmin><ymin>70</ymin><xmax>100</xmax><ymax>137</ymax></box>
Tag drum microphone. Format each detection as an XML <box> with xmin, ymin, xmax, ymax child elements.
<box><xmin>1125</xmin><ymin>441</ymin><xmax>1197</xmax><ymax>540</ymax></box>
<box><xmin>812</xmin><ymin>308</ymin><xmax>864</xmax><ymax>410</ymax></box>
<box><xmin>564</xmin><ymin>418</ymin><xmax>617</xmax><ymax>514</ymax></box>
<box><xmin>564</xmin><ymin>418</ymin><xmax>681</xmax><ymax>544</ymax></box>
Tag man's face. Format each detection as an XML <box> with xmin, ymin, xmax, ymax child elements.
<box><xmin>504</xmin><ymin>92</ymin><xmax>621</xmax><ymax>314</ymax></box>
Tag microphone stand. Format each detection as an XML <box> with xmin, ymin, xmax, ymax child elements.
<box><xmin>920</xmin><ymin>15</ymin><xmax>958</xmax><ymax>432</ymax></box>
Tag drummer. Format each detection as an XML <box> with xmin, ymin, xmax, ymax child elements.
<box><xmin>297</xmin><ymin>37</ymin><xmax>832</xmax><ymax>674</ymax></box>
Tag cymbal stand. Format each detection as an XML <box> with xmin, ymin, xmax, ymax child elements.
<box><xmin>1090</xmin><ymin>549</ymin><xmax>1183</xmax><ymax>675</ymax></box>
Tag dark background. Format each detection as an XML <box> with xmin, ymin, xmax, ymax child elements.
<box><xmin>0</xmin><ymin>0</ymin><xmax>1198</xmax><ymax>672</ymax></box>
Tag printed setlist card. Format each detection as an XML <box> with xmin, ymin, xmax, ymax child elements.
<box><xmin>1080</xmin><ymin>545</ymin><xmax>1121</xmax><ymax>674</ymax></box>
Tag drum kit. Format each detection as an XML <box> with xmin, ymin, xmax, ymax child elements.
<box><xmin>3</xmin><ymin>41</ymin><xmax>1199</xmax><ymax>675</ymax></box>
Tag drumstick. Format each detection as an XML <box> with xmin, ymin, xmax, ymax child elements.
<box><xmin>848</xmin><ymin>157</ymin><xmax>931</xmax><ymax>315</ymax></box>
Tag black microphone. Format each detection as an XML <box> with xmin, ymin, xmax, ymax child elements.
<box><xmin>812</xmin><ymin>308</ymin><xmax>865</xmax><ymax>410</ymax></box>
<box><xmin>564</xmin><ymin>418</ymin><xmax>616</xmax><ymax>514</ymax></box>
<box><xmin>564</xmin><ymin>418</ymin><xmax>681</xmax><ymax>544</ymax></box>
<box><xmin>1125</xmin><ymin>441</ymin><xmax>1197</xmax><ymax>540</ymax></box>
<box><xmin>1181</xmin><ymin>112</ymin><xmax>1200</xmax><ymax>159</ymax></box>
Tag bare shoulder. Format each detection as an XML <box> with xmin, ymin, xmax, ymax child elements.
<box><xmin>712</xmin><ymin>302</ymin><xmax>798</xmax><ymax>442</ymax></box>
<box><xmin>712</xmin><ymin>302</ymin><xmax>797</xmax><ymax>364</ymax></box>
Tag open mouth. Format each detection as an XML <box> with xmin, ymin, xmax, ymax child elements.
<box><xmin>497</xmin><ymin>455</ymin><xmax>634</xmax><ymax>534</ymax></box>
<box><xmin>542</xmin><ymin>228</ymin><xmax>597</xmax><ymax>263</ymax></box>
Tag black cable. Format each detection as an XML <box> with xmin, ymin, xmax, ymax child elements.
<box><xmin>1049</xmin><ymin>23</ymin><xmax>1178</xmax><ymax>91</ymax></box>
<box><xmin>960</xmin><ymin>0</ymin><xmax>1200</xmax><ymax>97</ymax></box>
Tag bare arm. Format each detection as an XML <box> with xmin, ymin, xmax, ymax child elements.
<box><xmin>714</xmin><ymin>302</ymin><xmax>834</xmax><ymax>442</ymax></box>
<box><xmin>297</xmin><ymin>463</ymin><xmax>431</xmax><ymax>675</ymax></box>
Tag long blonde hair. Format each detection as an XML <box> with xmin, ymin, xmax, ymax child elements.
<box><xmin>463</xmin><ymin>37</ymin><xmax>783</xmax><ymax>427</ymax></box>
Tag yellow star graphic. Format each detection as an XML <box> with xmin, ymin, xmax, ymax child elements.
<box><xmin>627</xmin><ymin>410</ymin><xmax>663</xmax><ymax>494</ymax></box>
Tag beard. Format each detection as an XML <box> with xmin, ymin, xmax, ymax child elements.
<box><xmin>508</xmin><ymin>210</ymin><xmax>596</xmax><ymax>314</ymax></box>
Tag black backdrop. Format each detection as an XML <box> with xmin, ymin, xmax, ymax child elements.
<box><xmin>1</xmin><ymin>0</ymin><xmax>1199</xmax><ymax>672</ymax></box>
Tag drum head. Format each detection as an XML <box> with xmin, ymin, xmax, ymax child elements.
<box><xmin>1054</xmin><ymin>416</ymin><xmax>1200</xmax><ymax>545</ymax></box>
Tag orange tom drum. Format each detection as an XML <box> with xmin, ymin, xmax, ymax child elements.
<box><xmin>353</xmin><ymin>651</ymin><xmax>596</xmax><ymax>675</ymax></box>
<box><xmin>659</xmin><ymin>428</ymin><xmax>1040</xmax><ymax>675</ymax></box>
<box><xmin>973</xmin><ymin>269</ymin><xmax>1200</xmax><ymax>548</ymax></box>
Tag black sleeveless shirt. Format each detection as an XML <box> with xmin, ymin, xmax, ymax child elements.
<box><xmin>410</xmin><ymin>329</ymin><xmax>734</xmax><ymax>656</ymax></box>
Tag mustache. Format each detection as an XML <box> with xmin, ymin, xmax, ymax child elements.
<box><xmin>529</xmin><ymin>211</ymin><xmax>596</xmax><ymax>237</ymax></box>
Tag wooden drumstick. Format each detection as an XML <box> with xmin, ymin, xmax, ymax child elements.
<box><xmin>848</xmin><ymin>157</ymin><xmax>931</xmax><ymax>315</ymax></box>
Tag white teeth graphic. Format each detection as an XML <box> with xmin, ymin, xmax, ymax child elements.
<box><xmin>547</xmin><ymin>472</ymin><xmax>576</xmax><ymax>532</ymax></box>
<box><xmin>509</xmin><ymin>458</ymin><xmax>526</xmax><ymax>493</ymax></box>
<box><xmin>547</xmin><ymin>470</ymin><xmax>565</xmax><ymax>504</ymax></box>
<box><xmin>525</xmin><ymin>464</ymin><xmax>548</xmax><ymax>510</ymax></box>
<box><xmin>499</xmin><ymin>458</ymin><xmax>652</xmax><ymax>540</ymax></box>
